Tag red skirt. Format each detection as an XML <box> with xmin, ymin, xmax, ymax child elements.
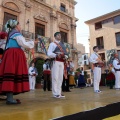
<box><xmin>0</xmin><ymin>48</ymin><xmax>29</xmax><ymax>94</ymax></box>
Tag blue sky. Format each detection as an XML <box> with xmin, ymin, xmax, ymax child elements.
<box><xmin>75</xmin><ymin>0</ymin><xmax>120</xmax><ymax>53</ymax></box>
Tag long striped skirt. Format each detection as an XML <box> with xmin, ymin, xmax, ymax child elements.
<box><xmin>0</xmin><ymin>48</ymin><xmax>29</xmax><ymax>94</ymax></box>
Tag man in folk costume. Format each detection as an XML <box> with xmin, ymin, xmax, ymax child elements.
<box><xmin>43</xmin><ymin>58</ymin><xmax>51</xmax><ymax>91</ymax></box>
<box><xmin>47</xmin><ymin>32</ymin><xmax>68</xmax><ymax>98</ymax></box>
<box><xmin>29</xmin><ymin>62</ymin><xmax>38</xmax><ymax>91</ymax></box>
<box><xmin>113</xmin><ymin>53</ymin><xmax>120</xmax><ymax>90</ymax></box>
<box><xmin>0</xmin><ymin>19</ymin><xmax>38</xmax><ymax>104</ymax></box>
<box><xmin>89</xmin><ymin>46</ymin><xmax>104</xmax><ymax>93</ymax></box>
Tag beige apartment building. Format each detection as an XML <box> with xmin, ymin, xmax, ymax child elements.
<box><xmin>85</xmin><ymin>9</ymin><xmax>120</xmax><ymax>64</ymax></box>
<box><xmin>0</xmin><ymin>0</ymin><xmax>79</xmax><ymax>68</ymax></box>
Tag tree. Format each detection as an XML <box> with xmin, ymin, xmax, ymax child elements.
<box><xmin>35</xmin><ymin>59</ymin><xmax>44</xmax><ymax>83</ymax></box>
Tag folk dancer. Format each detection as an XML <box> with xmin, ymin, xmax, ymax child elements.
<box><xmin>89</xmin><ymin>46</ymin><xmax>104</xmax><ymax>93</ymax></box>
<box><xmin>62</xmin><ymin>59</ymin><xmax>71</xmax><ymax>92</ymax></box>
<box><xmin>78</xmin><ymin>67</ymin><xmax>86</xmax><ymax>88</ymax></box>
<box><xmin>29</xmin><ymin>62</ymin><xmax>38</xmax><ymax>91</ymax></box>
<box><xmin>113</xmin><ymin>53</ymin><xmax>120</xmax><ymax>90</ymax></box>
<box><xmin>0</xmin><ymin>32</ymin><xmax>8</xmax><ymax>100</ymax></box>
<box><xmin>0</xmin><ymin>19</ymin><xmax>38</xmax><ymax>104</ymax></box>
<box><xmin>43</xmin><ymin>58</ymin><xmax>51</xmax><ymax>91</ymax></box>
<box><xmin>47</xmin><ymin>32</ymin><xmax>68</xmax><ymax>98</ymax></box>
<box><xmin>0</xmin><ymin>32</ymin><xmax>8</xmax><ymax>63</ymax></box>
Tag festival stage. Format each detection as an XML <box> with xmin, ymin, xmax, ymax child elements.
<box><xmin>0</xmin><ymin>87</ymin><xmax>120</xmax><ymax>120</ymax></box>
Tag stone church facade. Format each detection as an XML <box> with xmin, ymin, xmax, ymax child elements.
<box><xmin>0</xmin><ymin>0</ymin><xmax>78</xmax><ymax>68</ymax></box>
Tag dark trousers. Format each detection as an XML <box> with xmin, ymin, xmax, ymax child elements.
<box><xmin>43</xmin><ymin>74</ymin><xmax>51</xmax><ymax>91</ymax></box>
<box><xmin>62</xmin><ymin>76</ymin><xmax>70</xmax><ymax>92</ymax></box>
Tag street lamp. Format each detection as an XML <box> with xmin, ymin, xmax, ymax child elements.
<box><xmin>26</xmin><ymin>19</ymin><xmax>29</xmax><ymax>32</ymax></box>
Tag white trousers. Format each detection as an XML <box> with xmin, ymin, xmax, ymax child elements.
<box><xmin>93</xmin><ymin>67</ymin><xmax>101</xmax><ymax>91</ymax></box>
<box><xmin>115</xmin><ymin>71</ymin><xmax>120</xmax><ymax>88</ymax></box>
<box><xmin>51</xmin><ymin>61</ymin><xmax>64</xmax><ymax>96</ymax></box>
<box><xmin>29</xmin><ymin>76</ymin><xmax>36</xmax><ymax>90</ymax></box>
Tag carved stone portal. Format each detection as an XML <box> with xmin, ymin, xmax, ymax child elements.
<box><xmin>2</xmin><ymin>1</ymin><xmax>20</xmax><ymax>12</ymax></box>
<box><xmin>59</xmin><ymin>22</ymin><xmax>69</xmax><ymax>30</ymax></box>
<box><xmin>34</xmin><ymin>13</ymin><xmax>47</xmax><ymax>22</ymax></box>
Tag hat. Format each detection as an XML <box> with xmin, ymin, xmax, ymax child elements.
<box><xmin>45</xmin><ymin>58</ymin><xmax>50</xmax><ymax>62</ymax></box>
<box><xmin>0</xmin><ymin>32</ymin><xmax>8</xmax><ymax>39</ymax></box>
<box><xmin>54</xmin><ymin>32</ymin><xmax>61</xmax><ymax>37</ymax></box>
<box><xmin>4</xmin><ymin>19</ymin><xmax>19</xmax><ymax>33</ymax></box>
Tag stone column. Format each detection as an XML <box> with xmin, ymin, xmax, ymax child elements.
<box><xmin>71</xmin><ymin>21</ymin><xmax>77</xmax><ymax>69</ymax></box>
<box><xmin>50</xmin><ymin>10</ymin><xmax>57</xmax><ymax>42</ymax></box>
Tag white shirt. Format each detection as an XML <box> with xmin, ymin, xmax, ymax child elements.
<box><xmin>14</xmin><ymin>35</ymin><xmax>34</xmax><ymax>49</ymax></box>
<box><xmin>70</xmin><ymin>61</ymin><xmax>74</xmax><ymax>68</ymax></box>
<box><xmin>47</xmin><ymin>40</ymin><xmax>68</xmax><ymax>59</ymax></box>
<box><xmin>89</xmin><ymin>52</ymin><xmax>99</xmax><ymax>63</ymax></box>
<box><xmin>47</xmin><ymin>40</ymin><xmax>59</xmax><ymax>58</ymax></box>
<box><xmin>43</xmin><ymin>63</ymin><xmax>51</xmax><ymax>71</ymax></box>
<box><xmin>113</xmin><ymin>58</ymin><xmax>120</xmax><ymax>69</ymax></box>
<box><xmin>29</xmin><ymin>67</ymin><xmax>38</xmax><ymax>76</ymax></box>
<box><xmin>81</xmin><ymin>71</ymin><xmax>84</xmax><ymax>75</ymax></box>
<box><xmin>0</xmin><ymin>40</ymin><xmax>6</xmax><ymax>50</ymax></box>
<box><xmin>72</xmin><ymin>72</ymin><xmax>75</xmax><ymax>76</ymax></box>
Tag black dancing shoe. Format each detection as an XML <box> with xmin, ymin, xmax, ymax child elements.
<box><xmin>66</xmin><ymin>90</ymin><xmax>71</xmax><ymax>92</ymax></box>
<box><xmin>6</xmin><ymin>100</ymin><xmax>21</xmax><ymax>105</ymax></box>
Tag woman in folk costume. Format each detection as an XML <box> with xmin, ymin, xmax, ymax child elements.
<box><xmin>78</xmin><ymin>67</ymin><xmax>86</xmax><ymax>89</ymax></box>
<box><xmin>105</xmin><ymin>64</ymin><xmax>115</xmax><ymax>89</ymax></box>
<box><xmin>69</xmin><ymin>68</ymin><xmax>76</xmax><ymax>88</ymax></box>
<box><xmin>0</xmin><ymin>32</ymin><xmax>8</xmax><ymax>100</ymax></box>
<box><xmin>68</xmin><ymin>59</ymin><xmax>76</xmax><ymax>88</ymax></box>
<box><xmin>0</xmin><ymin>19</ymin><xmax>37</xmax><ymax>104</ymax></box>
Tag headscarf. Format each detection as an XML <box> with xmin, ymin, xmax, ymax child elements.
<box><xmin>4</xmin><ymin>19</ymin><xmax>18</xmax><ymax>33</ymax></box>
<box><xmin>4</xmin><ymin>19</ymin><xmax>19</xmax><ymax>49</ymax></box>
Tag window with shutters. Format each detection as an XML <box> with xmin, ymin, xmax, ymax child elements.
<box><xmin>35</xmin><ymin>23</ymin><xmax>45</xmax><ymax>36</ymax></box>
<box><xmin>95</xmin><ymin>22</ymin><xmax>102</xmax><ymax>30</ymax></box>
<box><xmin>115</xmin><ymin>32</ymin><xmax>120</xmax><ymax>46</ymax></box>
<box><xmin>60</xmin><ymin>3</ymin><xmax>66</xmax><ymax>12</ymax></box>
<box><xmin>60</xmin><ymin>31</ymin><xmax>67</xmax><ymax>43</ymax></box>
<box><xmin>96</xmin><ymin>36</ymin><xmax>104</xmax><ymax>49</ymax></box>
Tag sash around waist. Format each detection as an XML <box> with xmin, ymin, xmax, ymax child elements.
<box><xmin>94</xmin><ymin>63</ymin><xmax>103</xmax><ymax>67</ymax></box>
<box><xmin>55</xmin><ymin>58</ymin><xmax>64</xmax><ymax>62</ymax></box>
<box><xmin>43</xmin><ymin>70</ymin><xmax>51</xmax><ymax>74</ymax></box>
<box><xmin>114</xmin><ymin>68</ymin><xmax>120</xmax><ymax>71</ymax></box>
